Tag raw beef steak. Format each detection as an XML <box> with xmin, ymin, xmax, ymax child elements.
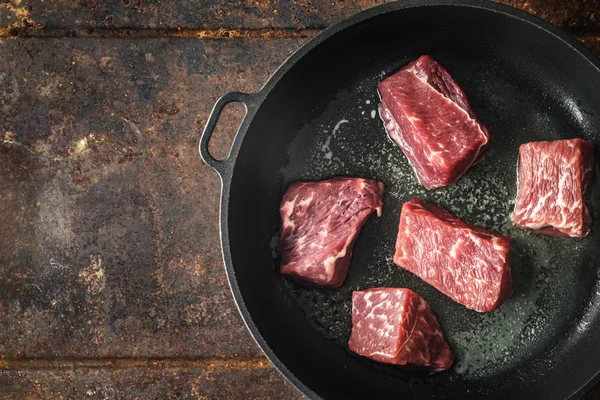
<box><xmin>279</xmin><ymin>177</ymin><xmax>384</xmax><ymax>288</ymax></box>
<box><xmin>378</xmin><ymin>55</ymin><xmax>490</xmax><ymax>189</ymax></box>
<box><xmin>394</xmin><ymin>199</ymin><xmax>512</xmax><ymax>312</ymax></box>
<box><xmin>512</xmin><ymin>138</ymin><xmax>595</xmax><ymax>238</ymax></box>
<box><xmin>348</xmin><ymin>288</ymin><xmax>453</xmax><ymax>371</ymax></box>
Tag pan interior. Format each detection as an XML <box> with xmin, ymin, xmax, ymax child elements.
<box><xmin>227</xmin><ymin>4</ymin><xmax>600</xmax><ymax>399</ymax></box>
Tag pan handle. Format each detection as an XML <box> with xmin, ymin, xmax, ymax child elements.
<box><xmin>199</xmin><ymin>91</ymin><xmax>257</xmax><ymax>176</ymax></box>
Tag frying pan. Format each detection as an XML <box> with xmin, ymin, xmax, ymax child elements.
<box><xmin>199</xmin><ymin>1</ymin><xmax>600</xmax><ymax>398</ymax></box>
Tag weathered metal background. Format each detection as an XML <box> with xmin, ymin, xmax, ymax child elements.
<box><xmin>0</xmin><ymin>0</ymin><xmax>598</xmax><ymax>32</ymax></box>
<box><xmin>0</xmin><ymin>0</ymin><xmax>599</xmax><ymax>398</ymax></box>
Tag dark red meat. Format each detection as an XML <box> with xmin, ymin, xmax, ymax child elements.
<box><xmin>279</xmin><ymin>177</ymin><xmax>384</xmax><ymax>288</ymax></box>
<box><xmin>378</xmin><ymin>55</ymin><xmax>489</xmax><ymax>189</ymax></box>
<box><xmin>394</xmin><ymin>199</ymin><xmax>512</xmax><ymax>312</ymax></box>
<box><xmin>512</xmin><ymin>138</ymin><xmax>595</xmax><ymax>238</ymax></box>
<box><xmin>348</xmin><ymin>288</ymin><xmax>453</xmax><ymax>371</ymax></box>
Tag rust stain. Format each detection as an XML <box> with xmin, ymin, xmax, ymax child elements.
<box><xmin>154</xmin><ymin>254</ymin><xmax>208</xmax><ymax>297</ymax></box>
<box><xmin>0</xmin><ymin>1</ymin><xmax>43</xmax><ymax>37</ymax></box>
<box><xmin>0</xmin><ymin>357</ymin><xmax>272</xmax><ymax>371</ymax></box>
<box><xmin>78</xmin><ymin>254</ymin><xmax>106</xmax><ymax>295</ymax></box>
<box><xmin>0</xmin><ymin>0</ymin><xmax>599</xmax><ymax>39</ymax></box>
<box><xmin>1</xmin><ymin>131</ymin><xmax>45</xmax><ymax>155</ymax></box>
<box><xmin>0</xmin><ymin>27</ymin><xmax>322</xmax><ymax>39</ymax></box>
<box><xmin>75</xmin><ymin>136</ymin><xmax>90</xmax><ymax>153</ymax></box>
<box><xmin>191</xmin><ymin>27</ymin><xmax>316</xmax><ymax>39</ymax></box>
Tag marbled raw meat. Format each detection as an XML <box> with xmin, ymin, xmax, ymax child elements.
<box><xmin>394</xmin><ymin>199</ymin><xmax>512</xmax><ymax>312</ymax></box>
<box><xmin>378</xmin><ymin>55</ymin><xmax>489</xmax><ymax>189</ymax></box>
<box><xmin>279</xmin><ymin>177</ymin><xmax>384</xmax><ymax>288</ymax></box>
<box><xmin>512</xmin><ymin>138</ymin><xmax>594</xmax><ymax>238</ymax></box>
<box><xmin>348</xmin><ymin>288</ymin><xmax>453</xmax><ymax>371</ymax></box>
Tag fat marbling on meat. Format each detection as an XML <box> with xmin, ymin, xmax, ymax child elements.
<box><xmin>378</xmin><ymin>55</ymin><xmax>489</xmax><ymax>189</ymax></box>
<box><xmin>512</xmin><ymin>138</ymin><xmax>595</xmax><ymax>238</ymax></box>
<box><xmin>394</xmin><ymin>199</ymin><xmax>512</xmax><ymax>312</ymax></box>
<box><xmin>278</xmin><ymin>177</ymin><xmax>384</xmax><ymax>288</ymax></box>
<box><xmin>348</xmin><ymin>288</ymin><xmax>453</xmax><ymax>371</ymax></box>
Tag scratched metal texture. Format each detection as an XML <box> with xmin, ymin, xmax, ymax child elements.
<box><xmin>0</xmin><ymin>0</ymin><xmax>598</xmax><ymax>33</ymax></box>
<box><xmin>0</xmin><ymin>0</ymin><xmax>599</xmax><ymax>399</ymax></box>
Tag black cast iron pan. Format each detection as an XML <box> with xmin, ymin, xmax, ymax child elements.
<box><xmin>199</xmin><ymin>1</ymin><xmax>600</xmax><ymax>398</ymax></box>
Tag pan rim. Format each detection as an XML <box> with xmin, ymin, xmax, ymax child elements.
<box><xmin>216</xmin><ymin>1</ymin><xmax>600</xmax><ymax>399</ymax></box>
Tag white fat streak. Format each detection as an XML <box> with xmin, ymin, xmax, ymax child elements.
<box><xmin>491</xmin><ymin>236</ymin><xmax>507</xmax><ymax>262</ymax></box>
<box><xmin>516</xmin><ymin>146</ymin><xmax>586</xmax><ymax>233</ymax></box>
<box><xmin>280</xmin><ymin>198</ymin><xmax>297</xmax><ymax>229</ymax></box>
<box><xmin>364</xmin><ymin>292</ymin><xmax>373</xmax><ymax>308</ymax></box>
<box><xmin>393</xmin><ymin>302</ymin><xmax>418</xmax><ymax>358</ymax></box>
<box><xmin>322</xmin><ymin>227</ymin><xmax>357</xmax><ymax>281</ymax></box>
<box><xmin>364</xmin><ymin>318</ymin><xmax>405</xmax><ymax>358</ymax></box>
<box><xmin>297</xmin><ymin>193</ymin><xmax>314</xmax><ymax>208</ymax></box>
<box><xmin>367</xmin><ymin>350</ymin><xmax>396</xmax><ymax>358</ymax></box>
<box><xmin>449</xmin><ymin>238</ymin><xmax>462</xmax><ymax>259</ymax></box>
<box><xmin>359</xmin><ymin>291</ymin><xmax>414</xmax><ymax>359</ymax></box>
<box><xmin>527</xmin><ymin>191</ymin><xmax>553</xmax><ymax>217</ymax></box>
<box><xmin>429</xmin><ymin>151</ymin><xmax>446</xmax><ymax>168</ymax></box>
<box><xmin>361</xmin><ymin>300</ymin><xmax>389</xmax><ymax>326</ymax></box>
<box><xmin>408</xmin><ymin>71</ymin><xmax>488</xmax><ymax>150</ymax></box>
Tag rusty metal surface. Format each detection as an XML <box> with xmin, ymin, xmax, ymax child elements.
<box><xmin>0</xmin><ymin>0</ymin><xmax>599</xmax><ymax>35</ymax></box>
<box><xmin>0</xmin><ymin>366</ymin><xmax>301</xmax><ymax>399</ymax></box>
<box><xmin>0</xmin><ymin>37</ymin><xmax>308</xmax><ymax>361</ymax></box>
<box><xmin>0</xmin><ymin>0</ymin><xmax>600</xmax><ymax>398</ymax></box>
